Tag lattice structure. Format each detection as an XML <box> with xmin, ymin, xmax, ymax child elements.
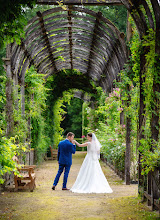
<box><xmin>11</xmin><ymin>6</ymin><xmax>127</xmax><ymax>93</ymax></box>
<box><xmin>37</xmin><ymin>0</ymin><xmax>122</xmax><ymax>5</ymax></box>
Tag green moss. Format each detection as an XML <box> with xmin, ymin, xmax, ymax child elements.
<box><xmin>108</xmin><ymin>197</ymin><xmax>158</xmax><ymax>219</ymax></box>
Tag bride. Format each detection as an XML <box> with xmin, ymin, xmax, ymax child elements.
<box><xmin>70</xmin><ymin>133</ymin><xmax>113</xmax><ymax>193</ymax></box>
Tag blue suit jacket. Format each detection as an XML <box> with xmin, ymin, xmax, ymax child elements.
<box><xmin>58</xmin><ymin>139</ymin><xmax>76</xmax><ymax>166</ymax></box>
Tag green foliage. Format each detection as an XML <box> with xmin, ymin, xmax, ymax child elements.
<box><xmin>45</xmin><ymin>69</ymin><xmax>96</xmax><ymax>147</ymax></box>
<box><xmin>97</xmin><ymin>123</ymin><xmax>126</xmax><ymax>173</ymax></box>
<box><xmin>86</xmin><ymin>5</ymin><xmax>127</xmax><ymax>34</ymax></box>
<box><xmin>138</xmin><ymin>29</ymin><xmax>160</xmax><ymax>175</ymax></box>
<box><xmin>61</xmin><ymin>97</ymin><xmax>83</xmax><ymax>137</ymax></box>
<box><xmin>25</xmin><ymin>66</ymin><xmax>49</xmax><ymax>162</ymax></box>
<box><xmin>122</xmin><ymin>23</ymin><xmax>160</xmax><ymax>177</ymax></box>
<box><xmin>140</xmin><ymin>140</ymin><xmax>160</xmax><ymax>175</ymax></box>
<box><xmin>0</xmin><ymin>133</ymin><xmax>19</xmax><ymax>184</ymax></box>
<box><xmin>52</xmin><ymin>98</ymin><xmax>66</xmax><ymax>147</ymax></box>
<box><xmin>0</xmin><ymin>47</ymin><xmax>6</xmax><ymax>134</ymax></box>
<box><xmin>82</xmin><ymin>87</ymin><xmax>127</xmax><ymax>175</ymax></box>
<box><xmin>0</xmin><ymin>0</ymin><xmax>36</xmax><ymax>47</ymax></box>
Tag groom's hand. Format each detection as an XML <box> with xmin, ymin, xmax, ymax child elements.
<box><xmin>72</xmin><ymin>140</ymin><xmax>75</xmax><ymax>145</ymax></box>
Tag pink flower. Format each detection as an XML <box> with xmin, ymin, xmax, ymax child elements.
<box><xmin>117</xmin><ymin>107</ymin><xmax>123</xmax><ymax>111</ymax></box>
<box><xmin>122</xmin><ymin>125</ymin><xmax>125</xmax><ymax>128</ymax></box>
<box><xmin>113</xmin><ymin>91</ymin><xmax>117</xmax><ymax>95</ymax></box>
<box><xmin>115</xmin><ymin>128</ymin><xmax>118</xmax><ymax>131</ymax></box>
<box><xmin>113</xmin><ymin>91</ymin><xmax>120</xmax><ymax>97</ymax></box>
<box><xmin>81</xmin><ymin>135</ymin><xmax>85</xmax><ymax>138</ymax></box>
<box><xmin>108</xmin><ymin>139</ymin><xmax>115</xmax><ymax>141</ymax></box>
<box><xmin>105</xmin><ymin>97</ymin><xmax>109</xmax><ymax>102</ymax></box>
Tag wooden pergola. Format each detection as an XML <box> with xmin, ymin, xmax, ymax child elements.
<box><xmin>3</xmin><ymin>0</ymin><xmax>160</xmax><ymax>212</ymax></box>
<box><xmin>9</xmin><ymin>6</ymin><xmax>127</xmax><ymax>94</ymax></box>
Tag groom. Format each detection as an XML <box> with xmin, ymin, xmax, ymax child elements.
<box><xmin>52</xmin><ymin>132</ymin><xmax>76</xmax><ymax>190</ymax></box>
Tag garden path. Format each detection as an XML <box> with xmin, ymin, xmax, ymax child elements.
<box><xmin>0</xmin><ymin>152</ymin><xmax>158</xmax><ymax>219</ymax></box>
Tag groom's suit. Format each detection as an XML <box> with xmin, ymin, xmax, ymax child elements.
<box><xmin>53</xmin><ymin>139</ymin><xmax>76</xmax><ymax>188</ymax></box>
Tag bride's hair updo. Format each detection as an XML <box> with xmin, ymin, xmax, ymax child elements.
<box><xmin>87</xmin><ymin>133</ymin><xmax>92</xmax><ymax>138</ymax></box>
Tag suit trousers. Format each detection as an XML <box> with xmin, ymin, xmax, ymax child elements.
<box><xmin>53</xmin><ymin>163</ymin><xmax>71</xmax><ymax>188</ymax></box>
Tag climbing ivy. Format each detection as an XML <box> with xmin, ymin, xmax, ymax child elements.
<box><xmin>25</xmin><ymin>66</ymin><xmax>49</xmax><ymax>162</ymax></box>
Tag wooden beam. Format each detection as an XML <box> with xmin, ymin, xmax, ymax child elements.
<box><xmin>36</xmin><ymin>0</ymin><xmax>122</xmax><ymax>6</ymax></box>
<box><xmin>20</xmin><ymin>40</ymin><xmax>41</xmax><ymax>73</ymax></box>
<box><xmin>67</xmin><ymin>5</ymin><xmax>73</xmax><ymax>70</ymax></box>
<box><xmin>87</xmin><ymin>11</ymin><xmax>102</xmax><ymax>76</ymax></box>
<box><xmin>37</xmin><ymin>11</ymin><xmax>58</xmax><ymax>73</ymax></box>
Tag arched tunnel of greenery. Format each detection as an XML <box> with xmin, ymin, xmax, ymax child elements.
<box><xmin>44</xmin><ymin>69</ymin><xmax>97</xmax><ymax>146</ymax></box>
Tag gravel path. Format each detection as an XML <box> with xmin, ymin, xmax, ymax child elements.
<box><xmin>0</xmin><ymin>152</ymin><xmax>158</xmax><ymax>219</ymax></box>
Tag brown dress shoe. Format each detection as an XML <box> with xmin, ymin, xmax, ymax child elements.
<box><xmin>62</xmin><ymin>188</ymin><xmax>70</xmax><ymax>190</ymax></box>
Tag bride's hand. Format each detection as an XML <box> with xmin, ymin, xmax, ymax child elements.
<box><xmin>74</xmin><ymin>140</ymin><xmax>78</xmax><ymax>145</ymax></box>
<box><xmin>74</xmin><ymin>140</ymin><xmax>81</xmax><ymax>147</ymax></box>
<box><xmin>72</xmin><ymin>140</ymin><xmax>76</xmax><ymax>145</ymax></box>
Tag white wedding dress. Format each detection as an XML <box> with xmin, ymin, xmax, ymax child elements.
<box><xmin>70</xmin><ymin>135</ymin><xmax>113</xmax><ymax>194</ymax></box>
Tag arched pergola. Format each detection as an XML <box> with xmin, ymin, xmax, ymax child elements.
<box><xmin>11</xmin><ymin>6</ymin><xmax>127</xmax><ymax>93</ymax></box>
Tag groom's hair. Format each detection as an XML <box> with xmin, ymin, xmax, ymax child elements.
<box><xmin>67</xmin><ymin>132</ymin><xmax>75</xmax><ymax>137</ymax></box>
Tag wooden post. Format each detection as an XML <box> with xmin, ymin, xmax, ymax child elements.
<box><xmin>150</xmin><ymin>1</ymin><xmax>160</xmax><ymax>211</ymax></box>
<box><xmin>125</xmin><ymin>84</ymin><xmax>131</xmax><ymax>185</ymax></box>
<box><xmin>21</xmin><ymin>75</ymin><xmax>25</xmax><ymax>116</ymax></box>
<box><xmin>125</xmin><ymin>11</ymin><xmax>132</xmax><ymax>185</ymax></box>
<box><xmin>147</xmin><ymin>171</ymin><xmax>152</xmax><ymax>206</ymax></box>
<box><xmin>12</xmin><ymin>66</ymin><xmax>19</xmax><ymax>111</ymax></box>
<box><xmin>3</xmin><ymin>45</ymin><xmax>14</xmax><ymax>137</ymax></box>
<box><xmin>138</xmin><ymin>45</ymin><xmax>150</xmax><ymax>193</ymax></box>
<box><xmin>120</xmin><ymin>99</ymin><xmax>124</xmax><ymax>125</ymax></box>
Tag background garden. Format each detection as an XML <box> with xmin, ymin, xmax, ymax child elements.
<box><xmin>0</xmin><ymin>1</ymin><xmax>159</xmax><ymax>210</ymax></box>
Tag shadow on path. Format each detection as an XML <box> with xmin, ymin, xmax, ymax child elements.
<box><xmin>0</xmin><ymin>152</ymin><xmax>158</xmax><ymax>219</ymax></box>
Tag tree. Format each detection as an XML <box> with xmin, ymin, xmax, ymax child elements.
<box><xmin>86</xmin><ymin>5</ymin><xmax>127</xmax><ymax>34</ymax></box>
<box><xmin>0</xmin><ymin>0</ymin><xmax>36</xmax><ymax>47</ymax></box>
<box><xmin>61</xmin><ymin>97</ymin><xmax>83</xmax><ymax>137</ymax></box>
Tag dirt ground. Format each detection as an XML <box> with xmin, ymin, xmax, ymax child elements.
<box><xmin>0</xmin><ymin>152</ymin><xmax>159</xmax><ymax>220</ymax></box>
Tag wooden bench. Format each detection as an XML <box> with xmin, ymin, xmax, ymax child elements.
<box><xmin>14</xmin><ymin>165</ymin><xmax>36</xmax><ymax>192</ymax></box>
